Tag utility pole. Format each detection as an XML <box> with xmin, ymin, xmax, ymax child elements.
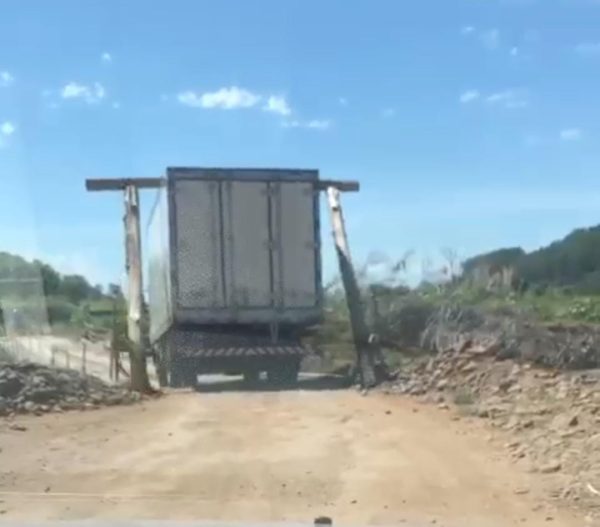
<box><xmin>123</xmin><ymin>185</ymin><xmax>151</xmax><ymax>392</ymax></box>
<box><xmin>325</xmin><ymin>186</ymin><xmax>377</xmax><ymax>387</ymax></box>
<box><xmin>86</xmin><ymin>177</ymin><xmax>161</xmax><ymax>392</ymax></box>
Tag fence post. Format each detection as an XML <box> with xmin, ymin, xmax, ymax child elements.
<box><xmin>81</xmin><ymin>341</ymin><xmax>87</xmax><ymax>375</ymax></box>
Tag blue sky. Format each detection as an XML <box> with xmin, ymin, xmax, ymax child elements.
<box><xmin>2</xmin><ymin>0</ymin><xmax>600</xmax><ymax>287</ymax></box>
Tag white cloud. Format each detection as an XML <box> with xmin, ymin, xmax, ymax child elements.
<box><xmin>381</xmin><ymin>107</ymin><xmax>396</xmax><ymax>118</ymax></box>
<box><xmin>62</xmin><ymin>83</ymin><xmax>88</xmax><ymax>99</ymax></box>
<box><xmin>41</xmin><ymin>90</ymin><xmax>60</xmax><ymax>109</ymax></box>
<box><xmin>338</xmin><ymin>96</ymin><xmax>348</xmax><ymax>106</ymax></box>
<box><xmin>0</xmin><ymin>121</ymin><xmax>15</xmax><ymax>149</ymax></box>
<box><xmin>112</xmin><ymin>101</ymin><xmax>121</xmax><ymax>109</ymax></box>
<box><xmin>1</xmin><ymin>121</ymin><xmax>15</xmax><ymax>136</ymax></box>
<box><xmin>178</xmin><ymin>86</ymin><xmax>260</xmax><ymax>109</ymax></box>
<box><xmin>575</xmin><ymin>42</ymin><xmax>600</xmax><ymax>56</ymax></box>
<box><xmin>461</xmin><ymin>89</ymin><xmax>528</xmax><ymax>109</ymax></box>
<box><xmin>486</xmin><ymin>91</ymin><xmax>510</xmax><ymax>103</ymax></box>
<box><xmin>101</xmin><ymin>52</ymin><xmax>112</xmax><ymax>63</ymax></box>
<box><xmin>306</xmin><ymin>119</ymin><xmax>331</xmax><ymax>129</ymax></box>
<box><xmin>510</xmin><ymin>46</ymin><xmax>519</xmax><ymax>57</ymax></box>
<box><xmin>459</xmin><ymin>90</ymin><xmax>480</xmax><ymax>103</ymax></box>
<box><xmin>61</xmin><ymin>82</ymin><xmax>106</xmax><ymax>104</ymax></box>
<box><xmin>263</xmin><ymin>95</ymin><xmax>291</xmax><ymax>116</ymax></box>
<box><xmin>560</xmin><ymin>128</ymin><xmax>583</xmax><ymax>141</ymax></box>
<box><xmin>0</xmin><ymin>71</ymin><xmax>14</xmax><ymax>87</ymax></box>
<box><xmin>177</xmin><ymin>92</ymin><xmax>202</xmax><ymax>107</ymax></box>
<box><xmin>481</xmin><ymin>29</ymin><xmax>500</xmax><ymax>50</ymax></box>
<box><xmin>461</xmin><ymin>25</ymin><xmax>475</xmax><ymax>35</ymax></box>
<box><xmin>282</xmin><ymin>119</ymin><xmax>331</xmax><ymax>130</ymax></box>
<box><xmin>94</xmin><ymin>83</ymin><xmax>106</xmax><ymax>99</ymax></box>
<box><xmin>485</xmin><ymin>89</ymin><xmax>528</xmax><ymax>109</ymax></box>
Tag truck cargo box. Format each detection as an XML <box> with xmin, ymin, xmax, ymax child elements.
<box><xmin>147</xmin><ymin>168</ymin><xmax>323</xmax><ymax>343</ymax></box>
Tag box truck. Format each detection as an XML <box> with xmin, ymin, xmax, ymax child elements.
<box><xmin>147</xmin><ymin>167</ymin><xmax>322</xmax><ymax>387</ymax></box>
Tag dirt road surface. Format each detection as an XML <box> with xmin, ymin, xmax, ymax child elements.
<box><xmin>0</xmin><ymin>381</ymin><xmax>587</xmax><ymax>526</ymax></box>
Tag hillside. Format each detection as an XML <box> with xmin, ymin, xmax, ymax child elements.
<box><xmin>462</xmin><ymin>225</ymin><xmax>600</xmax><ymax>293</ymax></box>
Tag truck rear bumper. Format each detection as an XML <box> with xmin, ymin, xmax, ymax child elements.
<box><xmin>164</xmin><ymin>326</ymin><xmax>312</xmax><ymax>358</ymax></box>
<box><xmin>155</xmin><ymin>325</ymin><xmax>315</xmax><ymax>387</ymax></box>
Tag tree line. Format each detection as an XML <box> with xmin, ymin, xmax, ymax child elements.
<box><xmin>0</xmin><ymin>252</ymin><xmax>122</xmax><ymax>304</ymax></box>
<box><xmin>462</xmin><ymin>225</ymin><xmax>600</xmax><ymax>294</ymax></box>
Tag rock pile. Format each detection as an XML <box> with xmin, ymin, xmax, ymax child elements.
<box><xmin>0</xmin><ymin>362</ymin><xmax>142</xmax><ymax>416</ymax></box>
<box><xmin>385</xmin><ymin>332</ymin><xmax>600</xmax><ymax>513</ymax></box>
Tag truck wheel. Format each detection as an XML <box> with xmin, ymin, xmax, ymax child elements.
<box><xmin>170</xmin><ymin>367</ymin><xmax>197</xmax><ymax>388</ymax></box>
<box><xmin>283</xmin><ymin>361</ymin><xmax>300</xmax><ymax>384</ymax></box>
<box><xmin>155</xmin><ymin>353</ymin><xmax>169</xmax><ymax>388</ymax></box>
<box><xmin>243</xmin><ymin>370</ymin><xmax>260</xmax><ymax>384</ymax></box>
<box><xmin>267</xmin><ymin>360</ymin><xmax>300</xmax><ymax>386</ymax></box>
<box><xmin>169</xmin><ymin>368</ymin><xmax>185</xmax><ymax>388</ymax></box>
<box><xmin>157</xmin><ymin>361</ymin><xmax>169</xmax><ymax>388</ymax></box>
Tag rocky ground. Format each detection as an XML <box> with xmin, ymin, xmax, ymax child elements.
<box><xmin>0</xmin><ymin>361</ymin><xmax>143</xmax><ymax>416</ymax></box>
<box><xmin>383</xmin><ymin>314</ymin><xmax>600</xmax><ymax>517</ymax></box>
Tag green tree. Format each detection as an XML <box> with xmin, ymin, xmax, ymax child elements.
<box><xmin>108</xmin><ymin>283</ymin><xmax>124</xmax><ymax>299</ymax></box>
<box><xmin>38</xmin><ymin>262</ymin><xmax>61</xmax><ymax>295</ymax></box>
<box><xmin>58</xmin><ymin>274</ymin><xmax>93</xmax><ymax>304</ymax></box>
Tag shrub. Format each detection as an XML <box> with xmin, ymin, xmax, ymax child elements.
<box><xmin>46</xmin><ymin>297</ymin><xmax>78</xmax><ymax>324</ymax></box>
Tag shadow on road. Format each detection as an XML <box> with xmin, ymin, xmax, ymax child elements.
<box><xmin>193</xmin><ymin>372</ymin><xmax>352</xmax><ymax>393</ymax></box>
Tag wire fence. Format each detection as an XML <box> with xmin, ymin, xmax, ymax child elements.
<box><xmin>0</xmin><ymin>334</ymin><xmax>121</xmax><ymax>383</ymax></box>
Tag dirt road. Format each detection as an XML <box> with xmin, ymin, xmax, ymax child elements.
<box><xmin>0</xmin><ymin>382</ymin><xmax>586</xmax><ymax>526</ymax></box>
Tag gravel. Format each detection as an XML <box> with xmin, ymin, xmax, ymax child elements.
<box><xmin>0</xmin><ymin>361</ymin><xmax>142</xmax><ymax>416</ymax></box>
<box><xmin>380</xmin><ymin>306</ymin><xmax>600</xmax><ymax>514</ymax></box>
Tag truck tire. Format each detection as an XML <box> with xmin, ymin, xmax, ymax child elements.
<box><xmin>267</xmin><ymin>359</ymin><xmax>300</xmax><ymax>386</ymax></box>
<box><xmin>243</xmin><ymin>370</ymin><xmax>260</xmax><ymax>384</ymax></box>
<box><xmin>155</xmin><ymin>352</ymin><xmax>169</xmax><ymax>388</ymax></box>
<box><xmin>170</xmin><ymin>366</ymin><xmax>197</xmax><ymax>388</ymax></box>
<box><xmin>157</xmin><ymin>361</ymin><xmax>169</xmax><ymax>388</ymax></box>
<box><xmin>284</xmin><ymin>361</ymin><xmax>300</xmax><ymax>384</ymax></box>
